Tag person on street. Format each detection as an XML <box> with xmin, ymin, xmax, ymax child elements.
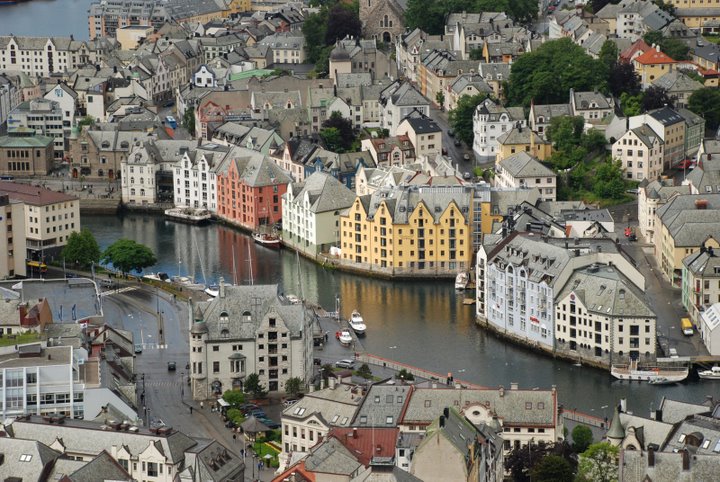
<box><xmin>200</xmin><ymin>401</ymin><xmax>204</xmax><ymax>409</ymax></box>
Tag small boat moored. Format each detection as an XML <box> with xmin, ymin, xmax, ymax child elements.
<box><xmin>349</xmin><ymin>310</ymin><xmax>366</xmax><ymax>335</ymax></box>
<box><xmin>336</xmin><ymin>329</ymin><xmax>353</xmax><ymax>346</ymax></box>
<box><xmin>455</xmin><ymin>272</ymin><xmax>469</xmax><ymax>290</ymax></box>
<box><xmin>253</xmin><ymin>232</ymin><xmax>281</xmax><ymax>248</ymax></box>
<box><xmin>164</xmin><ymin>207</ymin><xmax>212</xmax><ymax>225</ymax></box>
<box><xmin>205</xmin><ymin>285</ymin><xmax>219</xmax><ymax>297</ymax></box>
<box><xmin>611</xmin><ymin>359</ymin><xmax>689</xmax><ymax>383</ymax></box>
<box><xmin>698</xmin><ymin>366</ymin><xmax>720</xmax><ymax>380</ymax></box>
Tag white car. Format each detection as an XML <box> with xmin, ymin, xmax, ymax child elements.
<box><xmin>335</xmin><ymin>359</ymin><xmax>355</xmax><ymax>369</ymax></box>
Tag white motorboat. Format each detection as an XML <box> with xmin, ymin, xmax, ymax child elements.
<box><xmin>336</xmin><ymin>329</ymin><xmax>353</xmax><ymax>346</ymax></box>
<box><xmin>143</xmin><ymin>272</ymin><xmax>169</xmax><ymax>282</ymax></box>
<box><xmin>349</xmin><ymin>310</ymin><xmax>366</xmax><ymax>335</ymax></box>
<box><xmin>698</xmin><ymin>366</ymin><xmax>720</xmax><ymax>380</ymax></box>
<box><xmin>455</xmin><ymin>272</ymin><xmax>469</xmax><ymax>290</ymax></box>
<box><xmin>611</xmin><ymin>360</ymin><xmax>689</xmax><ymax>383</ymax></box>
<box><xmin>204</xmin><ymin>285</ymin><xmax>219</xmax><ymax>297</ymax></box>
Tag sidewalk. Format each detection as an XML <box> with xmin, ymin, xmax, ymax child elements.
<box><xmin>187</xmin><ymin>398</ymin><xmax>277</xmax><ymax>482</ymax></box>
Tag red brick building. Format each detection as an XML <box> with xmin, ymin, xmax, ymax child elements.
<box><xmin>215</xmin><ymin>150</ymin><xmax>292</xmax><ymax>231</ymax></box>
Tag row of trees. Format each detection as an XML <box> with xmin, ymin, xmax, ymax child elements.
<box><xmin>61</xmin><ymin>229</ymin><xmax>157</xmax><ymax>275</ymax></box>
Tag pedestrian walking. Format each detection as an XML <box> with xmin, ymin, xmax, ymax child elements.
<box><xmin>233</xmin><ymin>434</ymin><xmax>237</xmax><ymax>442</ymax></box>
<box><xmin>190</xmin><ymin>406</ymin><xmax>193</xmax><ymax>414</ymax></box>
<box><xmin>200</xmin><ymin>401</ymin><xmax>204</xmax><ymax>409</ymax></box>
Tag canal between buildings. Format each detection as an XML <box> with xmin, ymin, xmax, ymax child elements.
<box><xmin>83</xmin><ymin>213</ymin><xmax>718</xmax><ymax>415</ymax></box>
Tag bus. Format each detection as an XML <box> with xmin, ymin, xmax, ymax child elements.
<box><xmin>681</xmin><ymin>318</ymin><xmax>694</xmax><ymax>336</ymax></box>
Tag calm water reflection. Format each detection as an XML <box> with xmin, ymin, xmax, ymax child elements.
<box><xmin>83</xmin><ymin>213</ymin><xmax>719</xmax><ymax>414</ymax></box>
<box><xmin>0</xmin><ymin>1</ymin><xmax>91</xmax><ymax>39</ymax></box>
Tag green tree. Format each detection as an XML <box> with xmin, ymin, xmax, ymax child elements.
<box><xmin>641</xmin><ymin>86</ymin><xmax>673</xmax><ymax>112</ymax></box>
<box><xmin>102</xmin><ymin>239</ymin><xmax>157</xmax><ymax>275</ymax></box>
<box><xmin>285</xmin><ymin>377</ymin><xmax>303</xmax><ymax>397</ymax></box>
<box><xmin>643</xmin><ymin>31</ymin><xmax>689</xmax><ymax>60</ymax></box>
<box><xmin>244</xmin><ymin>373</ymin><xmax>268</xmax><ymax>398</ymax></box>
<box><xmin>620</xmin><ymin>92</ymin><xmax>642</xmax><ymax>116</ymax></box>
<box><xmin>77</xmin><ymin>116</ymin><xmax>94</xmax><ymax>128</ymax></box>
<box><xmin>688</xmin><ymin>87</ymin><xmax>720</xmax><ymax>130</ymax></box>
<box><xmin>226</xmin><ymin>408</ymin><xmax>245</xmax><ymax>426</ymax></box>
<box><xmin>182</xmin><ymin>106</ymin><xmax>195</xmax><ymax>134</ymax></box>
<box><xmin>598</xmin><ymin>40</ymin><xmax>618</xmax><ymax>71</ymax></box>
<box><xmin>357</xmin><ymin>363</ymin><xmax>373</xmax><ymax>379</ymax></box>
<box><xmin>531</xmin><ymin>455</ymin><xmax>574</xmax><ymax>482</ymax></box>
<box><xmin>325</xmin><ymin>4</ymin><xmax>361</xmax><ymax>45</ymax></box>
<box><xmin>62</xmin><ymin>229</ymin><xmax>101</xmax><ymax>270</ymax></box>
<box><xmin>222</xmin><ymin>389</ymin><xmax>246</xmax><ymax>407</ymax></box>
<box><xmin>320</xmin><ymin>111</ymin><xmax>355</xmax><ymax>152</ymax></box>
<box><xmin>608</xmin><ymin>62</ymin><xmax>641</xmax><ymax>97</ymax></box>
<box><xmin>505</xmin><ymin>442</ymin><xmax>577</xmax><ymax>482</ymax></box>
<box><xmin>435</xmin><ymin>91</ymin><xmax>445</xmax><ymax>109</ymax></box>
<box><xmin>396</xmin><ymin>368</ymin><xmax>415</xmax><ymax>381</ymax></box>
<box><xmin>576</xmin><ymin>442</ymin><xmax>619</xmax><ymax>482</ymax></box>
<box><xmin>449</xmin><ymin>93</ymin><xmax>488</xmax><ymax>146</ymax></box>
<box><xmin>547</xmin><ymin>116</ymin><xmax>585</xmax><ymax>153</ymax></box>
<box><xmin>593</xmin><ymin>159</ymin><xmax>626</xmax><ymax>200</ymax></box>
<box><xmin>571</xmin><ymin>425</ymin><xmax>594</xmax><ymax>453</ymax></box>
<box><xmin>507</xmin><ymin>38</ymin><xmax>606</xmax><ymax>107</ymax></box>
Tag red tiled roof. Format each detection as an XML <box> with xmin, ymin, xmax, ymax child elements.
<box><xmin>271</xmin><ymin>461</ymin><xmax>315</xmax><ymax>482</ymax></box>
<box><xmin>620</xmin><ymin>39</ymin><xmax>651</xmax><ymax>63</ymax></box>
<box><xmin>328</xmin><ymin>427</ymin><xmax>399</xmax><ymax>466</ymax></box>
<box><xmin>0</xmin><ymin>181</ymin><xmax>78</xmax><ymax>206</ymax></box>
<box><xmin>634</xmin><ymin>48</ymin><xmax>676</xmax><ymax>65</ymax></box>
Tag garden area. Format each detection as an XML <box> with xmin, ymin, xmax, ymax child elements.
<box><xmin>0</xmin><ymin>332</ymin><xmax>41</xmax><ymax>347</ymax></box>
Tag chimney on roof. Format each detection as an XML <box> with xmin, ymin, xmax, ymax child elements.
<box><xmin>498</xmin><ymin>385</ymin><xmax>504</xmax><ymax>397</ymax></box>
<box><xmin>648</xmin><ymin>446</ymin><xmax>655</xmax><ymax>467</ymax></box>
<box><xmin>510</xmin><ymin>382</ymin><xmax>518</xmax><ymax>390</ymax></box>
<box><xmin>656</xmin><ymin>44</ymin><xmax>660</xmax><ymax>52</ymax></box>
<box><xmin>681</xmin><ymin>449</ymin><xmax>690</xmax><ymax>471</ymax></box>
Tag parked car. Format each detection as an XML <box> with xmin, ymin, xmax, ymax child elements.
<box><xmin>629</xmin><ymin>234</ymin><xmax>637</xmax><ymax>242</ymax></box>
<box><xmin>335</xmin><ymin>359</ymin><xmax>355</xmax><ymax>369</ymax></box>
<box><xmin>167</xmin><ymin>361</ymin><xmax>176</xmax><ymax>371</ymax></box>
<box><xmin>259</xmin><ymin>417</ymin><xmax>280</xmax><ymax>429</ymax></box>
<box><xmin>677</xmin><ymin>159</ymin><xmax>695</xmax><ymax>170</ymax></box>
<box><xmin>134</xmin><ymin>344</ymin><xmax>143</xmax><ymax>354</ymax></box>
<box><xmin>463</xmin><ymin>172</ymin><xmax>472</xmax><ymax>180</ymax></box>
<box><xmin>454</xmin><ymin>139</ymin><xmax>462</xmax><ymax>147</ymax></box>
<box><xmin>624</xmin><ymin>227</ymin><xmax>633</xmax><ymax>237</ymax></box>
<box><xmin>463</xmin><ymin>153</ymin><xmax>471</xmax><ymax>161</ymax></box>
<box><xmin>448</xmin><ymin>129</ymin><xmax>455</xmax><ymax>137</ymax></box>
<box><xmin>283</xmin><ymin>398</ymin><xmax>299</xmax><ymax>407</ymax></box>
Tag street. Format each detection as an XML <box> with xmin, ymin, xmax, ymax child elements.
<box><xmin>101</xmin><ymin>283</ymin><xmax>276</xmax><ymax>481</ymax></box>
<box><xmin>428</xmin><ymin>106</ymin><xmax>479</xmax><ymax>177</ymax></box>
<box><xmin>608</xmin><ymin>201</ymin><xmax>708</xmax><ymax>359</ymax></box>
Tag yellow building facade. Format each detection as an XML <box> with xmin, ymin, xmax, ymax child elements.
<box><xmin>340</xmin><ymin>192</ymin><xmax>473</xmax><ymax>274</ymax></box>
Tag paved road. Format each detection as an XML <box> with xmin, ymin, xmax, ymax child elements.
<box><xmin>428</xmin><ymin>106</ymin><xmax>477</xmax><ymax>177</ymax></box>
<box><xmin>608</xmin><ymin>201</ymin><xmax>708</xmax><ymax>358</ymax></box>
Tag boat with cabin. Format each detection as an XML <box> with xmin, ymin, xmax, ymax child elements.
<box><xmin>164</xmin><ymin>207</ymin><xmax>211</xmax><ymax>225</ymax></box>
<box><xmin>336</xmin><ymin>329</ymin><xmax>353</xmax><ymax>346</ymax></box>
<box><xmin>611</xmin><ymin>359</ymin><xmax>688</xmax><ymax>383</ymax></box>
<box><xmin>349</xmin><ymin>310</ymin><xmax>366</xmax><ymax>335</ymax></box>
<box><xmin>253</xmin><ymin>232</ymin><xmax>281</xmax><ymax>248</ymax></box>
<box><xmin>698</xmin><ymin>366</ymin><xmax>720</xmax><ymax>380</ymax></box>
<box><xmin>455</xmin><ymin>272</ymin><xmax>469</xmax><ymax>290</ymax></box>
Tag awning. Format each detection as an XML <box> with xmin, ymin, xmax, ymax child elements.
<box><xmin>217</xmin><ymin>399</ymin><xmax>230</xmax><ymax>407</ymax></box>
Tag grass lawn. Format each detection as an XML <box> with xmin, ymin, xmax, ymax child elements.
<box><xmin>252</xmin><ymin>441</ymin><xmax>280</xmax><ymax>468</ymax></box>
<box><xmin>0</xmin><ymin>332</ymin><xmax>41</xmax><ymax>347</ymax></box>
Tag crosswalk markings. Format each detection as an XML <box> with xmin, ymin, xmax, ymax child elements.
<box><xmin>101</xmin><ymin>286</ymin><xmax>137</xmax><ymax>297</ymax></box>
<box><xmin>140</xmin><ymin>343</ymin><xmax>168</xmax><ymax>350</ymax></box>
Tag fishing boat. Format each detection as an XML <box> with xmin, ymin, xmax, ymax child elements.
<box><xmin>253</xmin><ymin>232</ymin><xmax>280</xmax><ymax>248</ymax></box>
<box><xmin>611</xmin><ymin>359</ymin><xmax>689</xmax><ymax>383</ymax></box>
<box><xmin>349</xmin><ymin>310</ymin><xmax>366</xmax><ymax>335</ymax></box>
<box><xmin>455</xmin><ymin>272</ymin><xmax>469</xmax><ymax>290</ymax></box>
<box><xmin>336</xmin><ymin>329</ymin><xmax>353</xmax><ymax>346</ymax></box>
<box><xmin>698</xmin><ymin>366</ymin><xmax>720</xmax><ymax>380</ymax></box>
<box><xmin>164</xmin><ymin>207</ymin><xmax>211</xmax><ymax>225</ymax></box>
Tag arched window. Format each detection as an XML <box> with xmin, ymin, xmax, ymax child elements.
<box><xmin>130</xmin><ymin>188</ymin><xmax>136</xmax><ymax>196</ymax></box>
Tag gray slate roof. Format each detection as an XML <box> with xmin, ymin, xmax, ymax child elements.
<box><xmin>0</xmin><ymin>437</ymin><xmax>61</xmax><ymax>481</ymax></box>
<box><xmin>353</xmin><ymin>382</ymin><xmax>411</xmax><ymax>427</ymax></box>
<box><xmin>286</xmin><ymin>171</ymin><xmax>356</xmax><ymax>214</ymax></box>
<box><xmin>401</xmin><ymin>386</ymin><xmax>557</xmax><ymax>426</ymax></box>
<box><xmin>498</xmin><ymin>152</ymin><xmax>555</xmax><ymax>178</ymax></box>
<box><xmin>620</xmin><ymin>450</ymin><xmax>720</xmax><ymax>482</ymax></box>
<box><xmin>656</xmin><ymin>194</ymin><xmax>720</xmax><ymax>247</ymax></box>
<box><xmin>66</xmin><ymin>450</ymin><xmax>132</xmax><ymax>482</ymax></box>
<box><xmin>196</xmin><ymin>284</ymin><xmax>310</xmax><ymax>341</ymax></box>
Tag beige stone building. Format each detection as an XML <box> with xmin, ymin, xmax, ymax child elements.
<box><xmin>0</xmin><ymin>130</ymin><xmax>54</xmax><ymax>176</ymax></box>
<box><xmin>0</xmin><ymin>181</ymin><xmax>79</xmax><ymax>262</ymax></box>
<box><xmin>359</xmin><ymin>0</ymin><xmax>406</xmax><ymax>43</ymax></box>
<box><xmin>0</xmin><ymin>194</ymin><xmax>26</xmax><ymax>278</ymax></box>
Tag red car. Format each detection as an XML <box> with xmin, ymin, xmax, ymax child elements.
<box><xmin>624</xmin><ymin>227</ymin><xmax>632</xmax><ymax>237</ymax></box>
<box><xmin>677</xmin><ymin>159</ymin><xmax>696</xmax><ymax>170</ymax></box>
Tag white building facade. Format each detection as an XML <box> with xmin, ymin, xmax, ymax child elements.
<box><xmin>473</xmin><ymin>98</ymin><xmax>525</xmax><ymax>161</ymax></box>
<box><xmin>173</xmin><ymin>145</ymin><xmax>226</xmax><ymax>211</ymax></box>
